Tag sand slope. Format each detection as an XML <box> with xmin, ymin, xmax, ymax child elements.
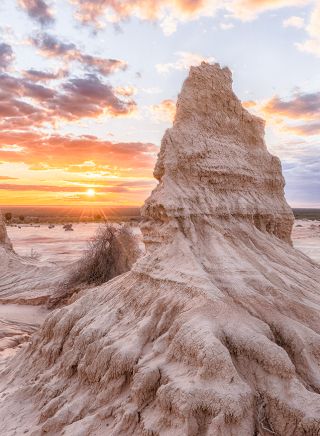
<box><xmin>1</xmin><ymin>63</ymin><xmax>320</xmax><ymax>435</ymax></box>
<box><xmin>0</xmin><ymin>215</ymin><xmax>66</xmax><ymax>370</ymax></box>
<box><xmin>0</xmin><ymin>247</ymin><xmax>65</xmax><ymax>305</ymax></box>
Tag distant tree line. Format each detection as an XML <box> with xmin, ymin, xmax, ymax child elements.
<box><xmin>4</xmin><ymin>212</ymin><xmax>25</xmax><ymax>223</ymax></box>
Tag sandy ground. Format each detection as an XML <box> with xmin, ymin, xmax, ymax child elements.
<box><xmin>292</xmin><ymin>219</ymin><xmax>320</xmax><ymax>264</ymax></box>
<box><xmin>0</xmin><ymin>304</ymin><xmax>49</xmax><ymax>368</ymax></box>
<box><xmin>6</xmin><ymin>220</ymin><xmax>320</xmax><ymax>265</ymax></box>
<box><xmin>0</xmin><ymin>304</ymin><xmax>48</xmax><ymax>324</ymax></box>
<box><xmin>7</xmin><ymin>223</ymin><xmax>101</xmax><ymax>263</ymax></box>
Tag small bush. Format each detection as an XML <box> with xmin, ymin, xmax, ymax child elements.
<box><xmin>49</xmin><ymin>223</ymin><xmax>143</xmax><ymax>308</ymax></box>
<box><xmin>29</xmin><ymin>248</ymin><xmax>41</xmax><ymax>260</ymax></box>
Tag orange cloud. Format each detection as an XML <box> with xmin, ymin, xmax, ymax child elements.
<box><xmin>0</xmin><ymin>183</ymin><xmax>129</xmax><ymax>193</ymax></box>
<box><xmin>0</xmin><ymin>131</ymin><xmax>157</xmax><ymax>176</ymax></box>
<box><xmin>0</xmin><ymin>176</ymin><xmax>17</xmax><ymax>180</ymax></box>
<box><xmin>151</xmin><ymin>99</ymin><xmax>176</xmax><ymax>122</ymax></box>
<box><xmin>69</xmin><ymin>0</ymin><xmax>217</xmax><ymax>35</ymax></box>
<box><xmin>261</xmin><ymin>93</ymin><xmax>320</xmax><ymax>120</ymax></box>
<box><xmin>115</xmin><ymin>86</ymin><xmax>137</xmax><ymax>97</ymax></box>
<box><xmin>245</xmin><ymin>91</ymin><xmax>320</xmax><ymax>137</ymax></box>
<box><xmin>283</xmin><ymin>123</ymin><xmax>320</xmax><ymax>136</ymax></box>
<box><xmin>0</xmin><ymin>132</ymin><xmax>158</xmax><ymax>205</ymax></box>
<box><xmin>69</xmin><ymin>0</ymin><xmax>313</xmax><ymax>32</ymax></box>
<box><xmin>242</xmin><ymin>100</ymin><xmax>257</xmax><ymax>109</ymax></box>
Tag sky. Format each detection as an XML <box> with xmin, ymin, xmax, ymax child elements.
<box><xmin>0</xmin><ymin>0</ymin><xmax>319</xmax><ymax>207</ymax></box>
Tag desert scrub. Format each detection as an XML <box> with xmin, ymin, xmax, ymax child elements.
<box><xmin>48</xmin><ymin>223</ymin><xmax>143</xmax><ymax>307</ymax></box>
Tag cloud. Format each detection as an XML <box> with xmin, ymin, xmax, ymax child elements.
<box><xmin>156</xmin><ymin>51</ymin><xmax>215</xmax><ymax>73</ymax></box>
<box><xmin>32</xmin><ymin>33</ymin><xmax>127</xmax><ymax>76</ymax></box>
<box><xmin>0</xmin><ymin>43</ymin><xmax>14</xmax><ymax>71</ymax></box>
<box><xmin>31</xmin><ymin>33</ymin><xmax>76</xmax><ymax>56</ymax></box>
<box><xmin>283</xmin><ymin>15</ymin><xmax>305</xmax><ymax>28</ymax></box>
<box><xmin>68</xmin><ymin>0</ymin><xmax>314</xmax><ymax>33</ymax></box>
<box><xmin>227</xmin><ymin>0</ymin><xmax>311</xmax><ymax>21</ymax></box>
<box><xmin>242</xmin><ymin>100</ymin><xmax>257</xmax><ymax>109</ymax></box>
<box><xmin>151</xmin><ymin>99</ymin><xmax>176</xmax><ymax>122</ymax></box>
<box><xmin>18</xmin><ymin>0</ymin><xmax>54</xmax><ymax>25</ymax></box>
<box><xmin>220</xmin><ymin>22</ymin><xmax>234</xmax><ymax>30</ymax></box>
<box><xmin>114</xmin><ymin>86</ymin><xmax>137</xmax><ymax>97</ymax></box>
<box><xmin>0</xmin><ymin>176</ymin><xmax>17</xmax><ymax>180</ymax></box>
<box><xmin>284</xmin><ymin>122</ymin><xmax>320</xmax><ymax>136</ymax></box>
<box><xmin>69</xmin><ymin>0</ymin><xmax>214</xmax><ymax>27</ymax></box>
<box><xmin>247</xmin><ymin>91</ymin><xmax>320</xmax><ymax>138</ymax></box>
<box><xmin>244</xmin><ymin>93</ymin><xmax>320</xmax><ymax>206</ymax></box>
<box><xmin>141</xmin><ymin>87</ymin><xmax>162</xmax><ymax>94</ymax></box>
<box><xmin>160</xmin><ymin>15</ymin><xmax>178</xmax><ymax>36</ymax></box>
<box><xmin>262</xmin><ymin>92</ymin><xmax>320</xmax><ymax>120</ymax></box>
<box><xmin>296</xmin><ymin>3</ymin><xmax>320</xmax><ymax>57</ymax></box>
<box><xmin>0</xmin><ymin>72</ymin><xmax>136</xmax><ymax>128</ymax></box>
<box><xmin>0</xmin><ymin>183</ymin><xmax>130</xmax><ymax>193</ymax></box>
<box><xmin>0</xmin><ymin>131</ymin><xmax>157</xmax><ymax>177</ymax></box>
<box><xmin>50</xmin><ymin>74</ymin><xmax>136</xmax><ymax>119</ymax></box>
<box><xmin>279</xmin><ymin>141</ymin><xmax>320</xmax><ymax>206</ymax></box>
<box><xmin>22</xmin><ymin>68</ymin><xmax>68</xmax><ymax>82</ymax></box>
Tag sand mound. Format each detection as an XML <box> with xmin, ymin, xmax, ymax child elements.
<box><xmin>1</xmin><ymin>63</ymin><xmax>320</xmax><ymax>435</ymax></box>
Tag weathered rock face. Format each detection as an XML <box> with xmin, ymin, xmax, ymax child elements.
<box><xmin>1</xmin><ymin>64</ymin><xmax>320</xmax><ymax>436</ymax></box>
<box><xmin>142</xmin><ymin>63</ymin><xmax>293</xmax><ymax>247</ymax></box>
<box><xmin>0</xmin><ymin>213</ymin><xmax>12</xmax><ymax>250</ymax></box>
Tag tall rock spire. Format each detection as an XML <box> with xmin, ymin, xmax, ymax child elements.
<box><xmin>142</xmin><ymin>62</ymin><xmax>294</xmax><ymax>245</ymax></box>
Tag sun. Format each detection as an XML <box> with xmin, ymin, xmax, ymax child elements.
<box><xmin>86</xmin><ymin>188</ymin><xmax>96</xmax><ymax>197</ymax></box>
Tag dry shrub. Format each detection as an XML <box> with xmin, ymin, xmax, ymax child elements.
<box><xmin>48</xmin><ymin>223</ymin><xmax>143</xmax><ymax>308</ymax></box>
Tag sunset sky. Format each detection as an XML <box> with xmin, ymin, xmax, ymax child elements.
<box><xmin>0</xmin><ymin>0</ymin><xmax>319</xmax><ymax>207</ymax></box>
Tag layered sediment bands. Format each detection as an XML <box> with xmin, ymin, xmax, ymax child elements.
<box><xmin>143</xmin><ymin>63</ymin><xmax>294</xmax><ymax>245</ymax></box>
<box><xmin>1</xmin><ymin>63</ymin><xmax>320</xmax><ymax>435</ymax></box>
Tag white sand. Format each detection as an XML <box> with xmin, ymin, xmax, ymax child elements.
<box><xmin>0</xmin><ymin>303</ymin><xmax>48</xmax><ymax>324</ymax></box>
<box><xmin>6</xmin><ymin>220</ymin><xmax>320</xmax><ymax>265</ymax></box>
<box><xmin>7</xmin><ymin>223</ymin><xmax>101</xmax><ymax>263</ymax></box>
<box><xmin>292</xmin><ymin>220</ymin><xmax>320</xmax><ymax>263</ymax></box>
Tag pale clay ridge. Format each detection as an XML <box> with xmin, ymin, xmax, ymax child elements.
<box><xmin>0</xmin><ymin>214</ymin><xmax>65</xmax><ymax>365</ymax></box>
<box><xmin>1</xmin><ymin>63</ymin><xmax>320</xmax><ymax>435</ymax></box>
<box><xmin>0</xmin><ymin>214</ymin><xmax>12</xmax><ymax>251</ymax></box>
<box><xmin>0</xmin><ymin>213</ymin><xmax>64</xmax><ymax>305</ymax></box>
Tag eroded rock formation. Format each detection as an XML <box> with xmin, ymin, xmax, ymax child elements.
<box><xmin>1</xmin><ymin>63</ymin><xmax>320</xmax><ymax>435</ymax></box>
<box><xmin>0</xmin><ymin>213</ymin><xmax>12</xmax><ymax>250</ymax></box>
